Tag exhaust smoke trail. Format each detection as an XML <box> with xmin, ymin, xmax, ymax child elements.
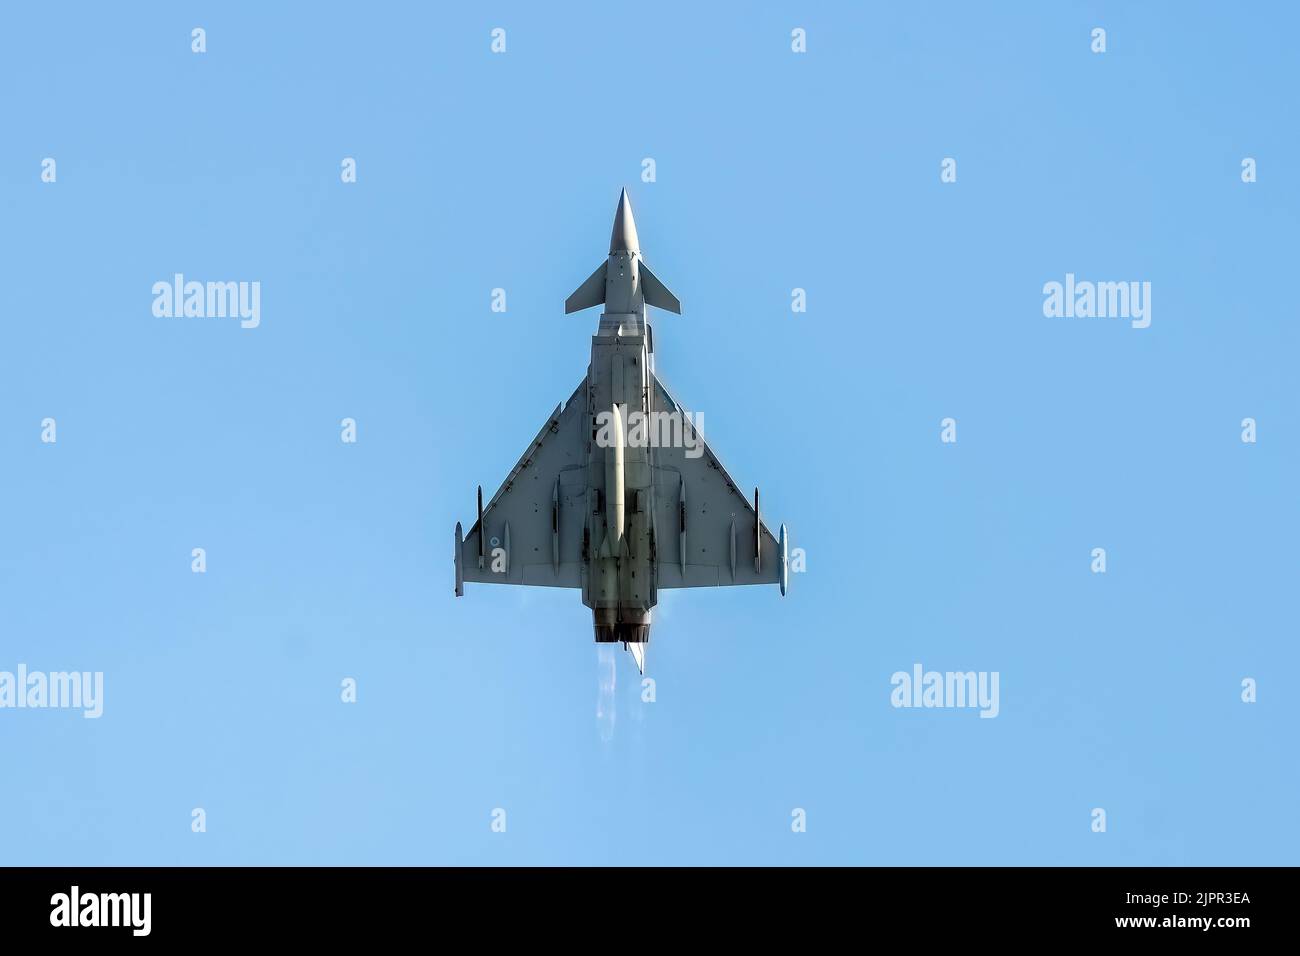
<box><xmin>596</xmin><ymin>644</ymin><xmax>617</xmax><ymax>741</ymax></box>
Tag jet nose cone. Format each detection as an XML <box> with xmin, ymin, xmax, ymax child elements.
<box><xmin>609</xmin><ymin>187</ymin><xmax>640</xmax><ymax>254</ymax></box>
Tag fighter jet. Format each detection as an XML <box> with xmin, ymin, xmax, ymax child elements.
<box><xmin>454</xmin><ymin>189</ymin><xmax>788</xmax><ymax>674</ymax></box>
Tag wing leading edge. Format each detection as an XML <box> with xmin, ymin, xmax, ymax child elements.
<box><xmin>649</xmin><ymin>373</ymin><xmax>784</xmax><ymax>590</ymax></box>
<box><xmin>453</xmin><ymin>373</ymin><xmax>788</xmax><ymax>596</ymax></box>
<box><xmin>457</xmin><ymin>380</ymin><xmax>588</xmax><ymax>590</ymax></box>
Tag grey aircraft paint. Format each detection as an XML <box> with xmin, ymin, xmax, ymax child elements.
<box><xmin>454</xmin><ymin>190</ymin><xmax>788</xmax><ymax>674</ymax></box>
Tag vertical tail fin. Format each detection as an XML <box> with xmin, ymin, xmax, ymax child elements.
<box><xmin>626</xmin><ymin>641</ymin><xmax>646</xmax><ymax>674</ymax></box>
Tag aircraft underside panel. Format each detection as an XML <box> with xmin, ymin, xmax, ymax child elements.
<box><xmin>649</xmin><ymin>373</ymin><xmax>781</xmax><ymax>589</ymax></box>
<box><xmin>459</xmin><ymin>379</ymin><xmax>589</xmax><ymax>589</ymax></box>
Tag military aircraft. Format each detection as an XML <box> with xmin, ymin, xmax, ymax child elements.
<box><xmin>454</xmin><ymin>189</ymin><xmax>788</xmax><ymax>674</ymax></box>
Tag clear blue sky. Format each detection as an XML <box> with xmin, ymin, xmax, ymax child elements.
<box><xmin>1</xmin><ymin>2</ymin><xmax>1296</xmax><ymax>865</ymax></box>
